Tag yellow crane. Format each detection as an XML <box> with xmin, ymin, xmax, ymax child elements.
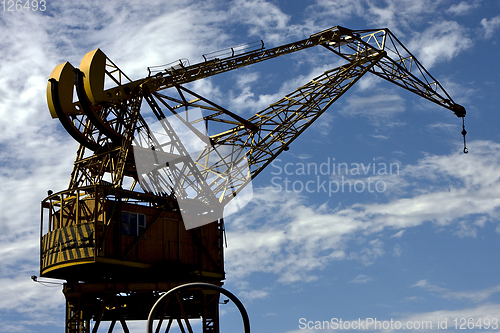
<box><xmin>41</xmin><ymin>26</ymin><xmax>466</xmax><ymax>333</ymax></box>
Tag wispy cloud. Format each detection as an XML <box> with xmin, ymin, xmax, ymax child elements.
<box><xmin>339</xmin><ymin>89</ymin><xmax>406</xmax><ymax>121</ymax></box>
<box><xmin>350</xmin><ymin>274</ymin><xmax>373</xmax><ymax>284</ymax></box>
<box><xmin>481</xmin><ymin>15</ymin><xmax>500</xmax><ymax>39</ymax></box>
<box><xmin>238</xmin><ymin>289</ymin><xmax>269</xmax><ymax>301</ymax></box>
<box><xmin>394</xmin><ymin>303</ymin><xmax>500</xmax><ymax>332</ymax></box>
<box><xmin>447</xmin><ymin>1</ymin><xmax>480</xmax><ymax>16</ymax></box>
<box><xmin>366</xmin><ymin>0</ymin><xmax>440</xmax><ymax>32</ymax></box>
<box><xmin>413</xmin><ymin>279</ymin><xmax>500</xmax><ymax>303</ymax></box>
<box><xmin>407</xmin><ymin>20</ymin><xmax>473</xmax><ymax>69</ymax></box>
<box><xmin>226</xmin><ymin>140</ymin><xmax>500</xmax><ymax>285</ymax></box>
<box><xmin>229</xmin><ymin>0</ymin><xmax>291</xmax><ymax>43</ymax></box>
<box><xmin>390</xmin><ymin>230</ymin><xmax>405</xmax><ymax>238</ymax></box>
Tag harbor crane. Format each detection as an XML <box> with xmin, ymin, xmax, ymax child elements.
<box><xmin>40</xmin><ymin>26</ymin><xmax>466</xmax><ymax>333</ymax></box>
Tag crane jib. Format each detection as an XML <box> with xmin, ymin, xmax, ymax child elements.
<box><xmin>46</xmin><ymin>25</ymin><xmax>468</xmax><ymax>196</ymax></box>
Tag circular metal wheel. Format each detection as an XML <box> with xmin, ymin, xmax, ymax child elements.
<box><xmin>147</xmin><ymin>283</ymin><xmax>250</xmax><ymax>333</ymax></box>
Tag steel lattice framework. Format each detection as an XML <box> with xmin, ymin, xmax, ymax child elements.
<box><xmin>48</xmin><ymin>26</ymin><xmax>465</xmax><ymax>206</ymax></box>
<box><xmin>43</xmin><ymin>25</ymin><xmax>467</xmax><ymax>333</ymax></box>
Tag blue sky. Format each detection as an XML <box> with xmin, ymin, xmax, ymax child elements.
<box><xmin>1</xmin><ymin>0</ymin><xmax>500</xmax><ymax>332</ymax></box>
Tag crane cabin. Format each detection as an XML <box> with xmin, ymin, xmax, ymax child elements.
<box><xmin>40</xmin><ymin>185</ymin><xmax>224</xmax><ymax>284</ymax></box>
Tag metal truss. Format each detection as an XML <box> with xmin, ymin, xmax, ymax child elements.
<box><xmin>48</xmin><ymin>26</ymin><xmax>465</xmax><ymax>202</ymax></box>
<box><xmin>44</xmin><ymin>25</ymin><xmax>467</xmax><ymax>333</ymax></box>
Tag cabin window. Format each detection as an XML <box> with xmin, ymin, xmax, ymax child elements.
<box><xmin>121</xmin><ymin>211</ymin><xmax>146</xmax><ymax>236</ymax></box>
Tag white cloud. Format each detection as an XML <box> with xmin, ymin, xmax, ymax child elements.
<box><xmin>365</xmin><ymin>0</ymin><xmax>440</xmax><ymax>33</ymax></box>
<box><xmin>356</xmin><ymin>75</ymin><xmax>384</xmax><ymax>91</ymax></box>
<box><xmin>427</xmin><ymin>122</ymin><xmax>458</xmax><ymax>133</ymax></box>
<box><xmin>228</xmin><ymin>0</ymin><xmax>292</xmax><ymax>44</ymax></box>
<box><xmin>447</xmin><ymin>1</ymin><xmax>479</xmax><ymax>15</ymax></box>
<box><xmin>309</xmin><ymin>0</ymin><xmax>456</xmax><ymax>37</ymax></box>
<box><xmin>349</xmin><ymin>238</ymin><xmax>385</xmax><ymax>266</ymax></box>
<box><xmin>481</xmin><ymin>15</ymin><xmax>500</xmax><ymax>39</ymax></box>
<box><xmin>412</xmin><ymin>279</ymin><xmax>446</xmax><ymax>293</ymax></box>
<box><xmin>413</xmin><ymin>279</ymin><xmax>500</xmax><ymax>303</ymax></box>
<box><xmin>393</xmin><ymin>303</ymin><xmax>500</xmax><ymax>332</ymax></box>
<box><xmin>350</xmin><ymin>274</ymin><xmax>373</xmax><ymax>284</ymax></box>
<box><xmin>393</xmin><ymin>244</ymin><xmax>403</xmax><ymax>257</ymax></box>
<box><xmin>339</xmin><ymin>90</ymin><xmax>406</xmax><ymax>121</ymax></box>
<box><xmin>307</xmin><ymin>0</ymin><xmax>364</xmax><ymax>25</ymax></box>
<box><xmin>284</xmin><ymin>303</ymin><xmax>500</xmax><ymax>333</ymax></box>
<box><xmin>238</xmin><ymin>289</ymin><xmax>269</xmax><ymax>301</ymax></box>
<box><xmin>236</xmin><ymin>72</ymin><xmax>260</xmax><ymax>89</ymax></box>
<box><xmin>0</xmin><ymin>276</ymin><xmax>65</xmax><ymax>331</ymax></box>
<box><xmin>446</xmin><ymin>286</ymin><xmax>500</xmax><ymax>303</ymax></box>
<box><xmin>407</xmin><ymin>21</ymin><xmax>473</xmax><ymax>68</ymax></box>
<box><xmin>225</xmin><ymin>140</ymin><xmax>500</xmax><ymax>284</ymax></box>
<box><xmin>390</xmin><ymin>230</ymin><xmax>405</xmax><ymax>238</ymax></box>
<box><xmin>454</xmin><ymin>220</ymin><xmax>478</xmax><ymax>238</ymax></box>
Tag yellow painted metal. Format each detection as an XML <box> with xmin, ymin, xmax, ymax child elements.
<box><xmin>79</xmin><ymin>49</ymin><xmax>106</xmax><ymax>104</ymax></box>
<box><xmin>79</xmin><ymin>48</ymin><xmax>139</xmax><ymax>104</ymax></box>
<box><xmin>46</xmin><ymin>61</ymin><xmax>79</xmax><ymax>118</ymax></box>
<box><xmin>41</xmin><ymin>259</ymin><xmax>95</xmax><ymax>276</ymax></box>
<box><xmin>40</xmin><ymin>222</ymin><xmax>95</xmax><ymax>273</ymax></box>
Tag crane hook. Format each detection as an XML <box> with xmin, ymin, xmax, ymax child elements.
<box><xmin>462</xmin><ymin>117</ymin><xmax>468</xmax><ymax>154</ymax></box>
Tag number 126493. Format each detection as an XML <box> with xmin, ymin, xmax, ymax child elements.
<box><xmin>2</xmin><ymin>0</ymin><xmax>46</xmax><ymax>11</ymax></box>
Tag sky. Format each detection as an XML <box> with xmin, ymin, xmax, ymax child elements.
<box><xmin>1</xmin><ymin>0</ymin><xmax>500</xmax><ymax>332</ymax></box>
